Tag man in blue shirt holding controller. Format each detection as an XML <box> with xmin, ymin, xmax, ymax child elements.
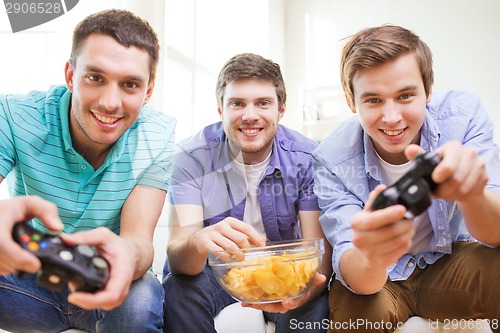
<box><xmin>163</xmin><ymin>53</ymin><xmax>331</xmax><ymax>333</ymax></box>
<box><xmin>313</xmin><ymin>25</ymin><xmax>500</xmax><ymax>332</ymax></box>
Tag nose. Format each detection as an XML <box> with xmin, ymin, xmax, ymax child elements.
<box><xmin>241</xmin><ymin>105</ymin><xmax>259</xmax><ymax>122</ymax></box>
<box><xmin>99</xmin><ymin>84</ymin><xmax>122</xmax><ymax>111</ymax></box>
<box><xmin>381</xmin><ymin>101</ymin><xmax>402</xmax><ymax>124</ymax></box>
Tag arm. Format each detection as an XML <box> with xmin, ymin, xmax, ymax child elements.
<box><xmin>458</xmin><ymin>189</ymin><xmax>500</xmax><ymax>245</ymax></box>
<box><xmin>312</xmin><ymin>160</ymin><xmax>409</xmax><ymax>295</ymax></box>
<box><xmin>166</xmin><ymin>203</ymin><xmax>205</xmax><ymax>275</ymax></box>
<box><xmin>167</xmin><ymin>202</ymin><xmax>266</xmax><ymax>276</ymax></box>
<box><xmin>339</xmin><ymin>189</ymin><xmax>413</xmax><ymax>294</ymax></box>
<box><xmin>63</xmin><ymin>185</ymin><xmax>166</xmax><ymax>310</ymax></box>
<box><xmin>119</xmin><ymin>184</ymin><xmax>167</xmax><ymax>278</ymax></box>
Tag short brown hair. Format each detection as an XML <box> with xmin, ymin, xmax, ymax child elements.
<box><xmin>340</xmin><ymin>25</ymin><xmax>433</xmax><ymax>108</ymax></box>
<box><xmin>70</xmin><ymin>9</ymin><xmax>160</xmax><ymax>83</ymax></box>
<box><xmin>216</xmin><ymin>53</ymin><xmax>286</xmax><ymax>109</ymax></box>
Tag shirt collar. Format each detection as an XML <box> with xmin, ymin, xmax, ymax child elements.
<box><xmin>363</xmin><ymin>131</ymin><xmax>383</xmax><ymax>181</ymax></box>
<box><xmin>59</xmin><ymin>90</ymin><xmax>74</xmax><ymax>153</ymax></box>
<box><xmin>204</xmin><ymin>123</ymin><xmax>282</xmax><ymax>175</ymax></box>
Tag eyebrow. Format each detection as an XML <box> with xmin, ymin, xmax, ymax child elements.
<box><xmin>359</xmin><ymin>85</ymin><xmax>419</xmax><ymax>99</ymax></box>
<box><xmin>226</xmin><ymin>96</ymin><xmax>275</xmax><ymax>102</ymax></box>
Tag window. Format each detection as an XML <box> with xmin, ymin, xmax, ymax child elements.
<box><xmin>163</xmin><ymin>0</ymin><xmax>271</xmax><ymax>141</ymax></box>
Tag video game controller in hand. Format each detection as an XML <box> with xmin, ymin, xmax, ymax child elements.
<box><xmin>371</xmin><ymin>151</ymin><xmax>441</xmax><ymax>217</ymax></box>
<box><xmin>12</xmin><ymin>223</ymin><xmax>109</xmax><ymax>292</ymax></box>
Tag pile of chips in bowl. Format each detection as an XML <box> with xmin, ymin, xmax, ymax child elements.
<box><xmin>208</xmin><ymin>238</ymin><xmax>324</xmax><ymax>303</ymax></box>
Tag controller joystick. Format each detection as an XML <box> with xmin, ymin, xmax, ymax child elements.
<box><xmin>372</xmin><ymin>151</ymin><xmax>441</xmax><ymax>217</ymax></box>
<box><xmin>12</xmin><ymin>223</ymin><xmax>109</xmax><ymax>292</ymax></box>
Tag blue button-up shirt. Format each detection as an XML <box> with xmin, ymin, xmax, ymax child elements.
<box><xmin>168</xmin><ymin>122</ymin><xmax>320</xmax><ymax>241</ymax></box>
<box><xmin>312</xmin><ymin>90</ymin><xmax>500</xmax><ymax>289</ymax></box>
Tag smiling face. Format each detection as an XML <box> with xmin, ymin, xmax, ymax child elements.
<box><xmin>350</xmin><ymin>52</ymin><xmax>431</xmax><ymax>164</ymax></box>
<box><xmin>65</xmin><ymin>33</ymin><xmax>154</xmax><ymax>162</ymax></box>
<box><xmin>218</xmin><ymin>79</ymin><xmax>285</xmax><ymax>164</ymax></box>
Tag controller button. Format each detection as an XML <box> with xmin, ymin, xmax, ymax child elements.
<box><xmin>32</xmin><ymin>233</ymin><xmax>42</xmax><ymax>242</ymax></box>
<box><xmin>408</xmin><ymin>184</ymin><xmax>419</xmax><ymax>195</ymax></box>
<box><xmin>59</xmin><ymin>250</ymin><xmax>74</xmax><ymax>261</ymax></box>
<box><xmin>28</xmin><ymin>241</ymin><xmax>40</xmax><ymax>251</ymax></box>
<box><xmin>39</xmin><ymin>241</ymin><xmax>50</xmax><ymax>250</ymax></box>
<box><xmin>50</xmin><ymin>237</ymin><xmax>62</xmax><ymax>244</ymax></box>
<box><xmin>20</xmin><ymin>234</ymin><xmax>31</xmax><ymax>243</ymax></box>
<box><xmin>385</xmin><ymin>187</ymin><xmax>398</xmax><ymax>198</ymax></box>
<box><xmin>76</xmin><ymin>245</ymin><xmax>95</xmax><ymax>257</ymax></box>
<box><xmin>92</xmin><ymin>257</ymin><xmax>108</xmax><ymax>270</ymax></box>
<box><xmin>48</xmin><ymin>274</ymin><xmax>61</xmax><ymax>285</ymax></box>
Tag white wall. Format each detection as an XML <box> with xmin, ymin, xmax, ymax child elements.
<box><xmin>282</xmin><ymin>0</ymin><xmax>500</xmax><ymax>144</ymax></box>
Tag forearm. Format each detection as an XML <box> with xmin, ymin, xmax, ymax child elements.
<box><xmin>167</xmin><ymin>236</ymin><xmax>207</xmax><ymax>276</ymax></box>
<box><xmin>460</xmin><ymin>189</ymin><xmax>500</xmax><ymax>246</ymax></box>
<box><xmin>340</xmin><ymin>247</ymin><xmax>388</xmax><ymax>295</ymax></box>
<box><xmin>122</xmin><ymin>235</ymin><xmax>155</xmax><ymax>280</ymax></box>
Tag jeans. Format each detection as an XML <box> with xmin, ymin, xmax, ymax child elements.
<box><xmin>163</xmin><ymin>265</ymin><xmax>329</xmax><ymax>333</ymax></box>
<box><xmin>329</xmin><ymin>242</ymin><xmax>500</xmax><ymax>333</ymax></box>
<box><xmin>0</xmin><ymin>270</ymin><xmax>164</xmax><ymax>333</ymax></box>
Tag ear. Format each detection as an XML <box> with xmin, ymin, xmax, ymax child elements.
<box><xmin>217</xmin><ymin>106</ymin><xmax>223</xmax><ymax>119</ymax></box>
<box><xmin>143</xmin><ymin>81</ymin><xmax>155</xmax><ymax>105</ymax></box>
<box><xmin>278</xmin><ymin>103</ymin><xmax>286</xmax><ymax>120</ymax></box>
<box><xmin>346</xmin><ymin>95</ymin><xmax>356</xmax><ymax>114</ymax></box>
<box><xmin>426</xmin><ymin>89</ymin><xmax>432</xmax><ymax>103</ymax></box>
<box><xmin>64</xmin><ymin>61</ymin><xmax>74</xmax><ymax>92</ymax></box>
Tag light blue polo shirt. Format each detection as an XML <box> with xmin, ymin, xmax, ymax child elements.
<box><xmin>0</xmin><ymin>85</ymin><xmax>176</xmax><ymax>234</ymax></box>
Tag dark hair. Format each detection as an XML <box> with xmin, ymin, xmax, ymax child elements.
<box><xmin>340</xmin><ymin>25</ymin><xmax>433</xmax><ymax>108</ymax></box>
<box><xmin>70</xmin><ymin>9</ymin><xmax>160</xmax><ymax>83</ymax></box>
<box><xmin>216</xmin><ymin>53</ymin><xmax>286</xmax><ymax>109</ymax></box>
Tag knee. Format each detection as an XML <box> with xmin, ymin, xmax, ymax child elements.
<box><xmin>329</xmin><ymin>281</ymin><xmax>398</xmax><ymax>329</ymax></box>
<box><xmin>98</xmin><ymin>272</ymin><xmax>164</xmax><ymax>332</ymax></box>
<box><xmin>163</xmin><ymin>271</ymin><xmax>209</xmax><ymax>299</ymax></box>
<box><xmin>163</xmin><ymin>273</ymin><xmax>187</xmax><ymax>299</ymax></box>
<box><xmin>123</xmin><ymin>271</ymin><xmax>164</xmax><ymax>316</ymax></box>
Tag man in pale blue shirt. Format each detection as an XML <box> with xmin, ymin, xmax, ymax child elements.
<box><xmin>313</xmin><ymin>25</ymin><xmax>500</xmax><ymax>332</ymax></box>
<box><xmin>0</xmin><ymin>9</ymin><xmax>175</xmax><ymax>332</ymax></box>
<box><xmin>163</xmin><ymin>53</ymin><xmax>331</xmax><ymax>333</ymax></box>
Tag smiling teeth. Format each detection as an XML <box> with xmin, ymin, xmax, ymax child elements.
<box><xmin>95</xmin><ymin>113</ymin><xmax>119</xmax><ymax>124</ymax></box>
<box><xmin>242</xmin><ymin>129</ymin><xmax>259</xmax><ymax>134</ymax></box>
<box><xmin>383</xmin><ymin>129</ymin><xmax>404</xmax><ymax>136</ymax></box>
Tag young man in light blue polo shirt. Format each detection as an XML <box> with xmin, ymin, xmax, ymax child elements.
<box><xmin>0</xmin><ymin>9</ymin><xmax>175</xmax><ymax>332</ymax></box>
<box><xmin>163</xmin><ymin>53</ymin><xmax>332</xmax><ymax>333</ymax></box>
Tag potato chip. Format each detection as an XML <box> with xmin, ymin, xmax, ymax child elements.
<box><xmin>221</xmin><ymin>252</ymin><xmax>320</xmax><ymax>302</ymax></box>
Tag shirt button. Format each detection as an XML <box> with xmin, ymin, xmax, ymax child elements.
<box><xmin>81</xmin><ymin>164</ymin><xmax>87</xmax><ymax>170</ymax></box>
<box><xmin>408</xmin><ymin>262</ymin><xmax>414</xmax><ymax>267</ymax></box>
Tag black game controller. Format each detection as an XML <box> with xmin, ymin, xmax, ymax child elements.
<box><xmin>371</xmin><ymin>151</ymin><xmax>441</xmax><ymax>217</ymax></box>
<box><xmin>12</xmin><ymin>223</ymin><xmax>109</xmax><ymax>292</ymax></box>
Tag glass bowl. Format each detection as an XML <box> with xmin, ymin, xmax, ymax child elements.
<box><xmin>208</xmin><ymin>238</ymin><xmax>324</xmax><ymax>304</ymax></box>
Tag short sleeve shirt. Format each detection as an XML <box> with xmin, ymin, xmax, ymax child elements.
<box><xmin>0</xmin><ymin>85</ymin><xmax>176</xmax><ymax>234</ymax></box>
<box><xmin>168</xmin><ymin>122</ymin><xmax>319</xmax><ymax>241</ymax></box>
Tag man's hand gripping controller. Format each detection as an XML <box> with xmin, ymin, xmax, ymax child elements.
<box><xmin>371</xmin><ymin>151</ymin><xmax>441</xmax><ymax>218</ymax></box>
<box><xmin>12</xmin><ymin>223</ymin><xmax>109</xmax><ymax>292</ymax></box>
